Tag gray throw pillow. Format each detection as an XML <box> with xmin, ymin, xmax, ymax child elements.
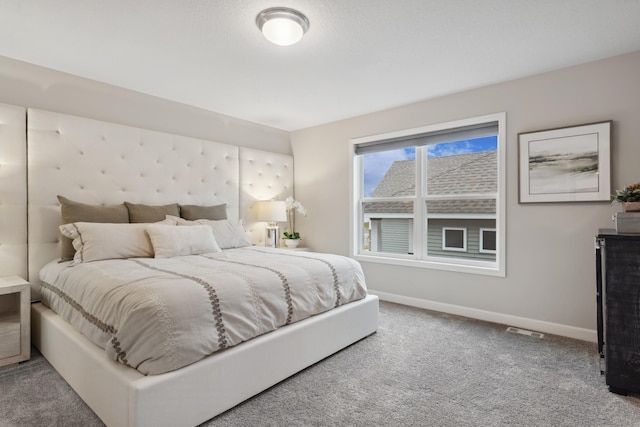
<box><xmin>179</xmin><ymin>203</ymin><xmax>227</xmax><ymax>220</ymax></box>
<box><xmin>125</xmin><ymin>202</ymin><xmax>180</xmax><ymax>223</ymax></box>
<box><xmin>58</xmin><ymin>195</ymin><xmax>129</xmax><ymax>261</ymax></box>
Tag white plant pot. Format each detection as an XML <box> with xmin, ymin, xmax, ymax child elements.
<box><xmin>284</xmin><ymin>239</ymin><xmax>300</xmax><ymax>248</ymax></box>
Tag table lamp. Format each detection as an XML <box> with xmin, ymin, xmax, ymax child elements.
<box><xmin>256</xmin><ymin>200</ymin><xmax>287</xmax><ymax>248</ymax></box>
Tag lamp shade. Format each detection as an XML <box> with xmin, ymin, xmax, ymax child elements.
<box><xmin>256</xmin><ymin>200</ymin><xmax>287</xmax><ymax>222</ymax></box>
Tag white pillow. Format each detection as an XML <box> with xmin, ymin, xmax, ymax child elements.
<box><xmin>155</xmin><ymin>216</ymin><xmax>179</xmax><ymax>225</ymax></box>
<box><xmin>146</xmin><ymin>224</ymin><xmax>221</xmax><ymax>258</ymax></box>
<box><xmin>59</xmin><ymin>222</ymin><xmax>154</xmax><ymax>264</ymax></box>
<box><xmin>165</xmin><ymin>216</ymin><xmax>252</xmax><ymax>249</ymax></box>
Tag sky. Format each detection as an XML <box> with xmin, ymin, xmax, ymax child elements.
<box><xmin>363</xmin><ymin>136</ymin><xmax>497</xmax><ymax>197</ymax></box>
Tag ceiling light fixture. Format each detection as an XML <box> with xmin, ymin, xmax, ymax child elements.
<box><xmin>256</xmin><ymin>7</ymin><xmax>309</xmax><ymax>46</ymax></box>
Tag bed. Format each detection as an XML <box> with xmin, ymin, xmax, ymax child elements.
<box><xmin>25</xmin><ymin>108</ymin><xmax>379</xmax><ymax>426</ymax></box>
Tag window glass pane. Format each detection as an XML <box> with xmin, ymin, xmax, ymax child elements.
<box><xmin>426</xmin><ymin>136</ymin><xmax>497</xmax><ymax>195</ymax></box>
<box><xmin>482</xmin><ymin>230</ymin><xmax>497</xmax><ymax>251</ymax></box>
<box><xmin>444</xmin><ymin>229</ymin><xmax>465</xmax><ymax>249</ymax></box>
<box><xmin>362</xmin><ymin>201</ymin><xmax>413</xmax><ymax>255</ymax></box>
<box><xmin>363</xmin><ymin>147</ymin><xmax>416</xmax><ymax>197</ymax></box>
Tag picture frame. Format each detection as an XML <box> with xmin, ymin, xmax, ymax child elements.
<box><xmin>518</xmin><ymin>121</ymin><xmax>612</xmax><ymax>203</ymax></box>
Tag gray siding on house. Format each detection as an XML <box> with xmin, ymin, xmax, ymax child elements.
<box><xmin>427</xmin><ymin>219</ymin><xmax>496</xmax><ymax>261</ymax></box>
<box><xmin>368</xmin><ymin>217</ymin><xmax>495</xmax><ymax>261</ymax></box>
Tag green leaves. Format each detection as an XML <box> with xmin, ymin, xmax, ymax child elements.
<box><xmin>283</xmin><ymin>231</ymin><xmax>301</xmax><ymax>240</ymax></box>
<box><xmin>612</xmin><ymin>182</ymin><xmax>640</xmax><ymax>204</ymax></box>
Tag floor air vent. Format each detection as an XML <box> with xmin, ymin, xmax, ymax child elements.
<box><xmin>506</xmin><ymin>326</ymin><xmax>544</xmax><ymax>339</ymax></box>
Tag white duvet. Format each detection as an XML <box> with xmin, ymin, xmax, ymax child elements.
<box><xmin>39</xmin><ymin>247</ymin><xmax>368</xmax><ymax>375</ymax></box>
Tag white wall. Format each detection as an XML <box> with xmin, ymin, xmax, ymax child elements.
<box><xmin>290</xmin><ymin>51</ymin><xmax>640</xmax><ymax>340</ymax></box>
<box><xmin>0</xmin><ymin>55</ymin><xmax>291</xmax><ymax>155</ymax></box>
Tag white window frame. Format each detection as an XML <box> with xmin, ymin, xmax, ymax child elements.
<box><xmin>442</xmin><ymin>227</ymin><xmax>467</xmax><ymax>252</ymax></box>
<box><xmin>349</xmin><ymin>112</ymin><xmax>506</xmax><ymax>277</ymax></box>
<box><xmin>479</xmin><ymin>228</ymin><xmax>497</xmax><ymax>254</ymax></box>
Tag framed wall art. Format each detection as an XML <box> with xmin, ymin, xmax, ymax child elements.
<box><xmin>518</xmin><ymin>121</ymin><xmax>612</xmax><ymax>203</ymax></box>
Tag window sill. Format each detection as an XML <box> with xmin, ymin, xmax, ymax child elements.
<box><xmin>353</xmin><ymin>253</ymin><xmax>505</xmax><ymax>277</ymax></box>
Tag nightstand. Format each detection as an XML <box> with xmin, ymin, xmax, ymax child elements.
<box><xmin>281</xmin><ymin>246</ymin><xmax>311</xmax><ymax>251</ymax></box>
<box><xmin>0</xmin><ymin>276</ymin><xmax>30</xmax><ymax>369</ymax></box>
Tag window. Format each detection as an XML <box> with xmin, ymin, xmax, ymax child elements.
<box><xmin>442</xmin><ymin>228</ymin><xmax>467</xmax><ymax>252</ymax></box>
<box><xmin>480</xmin><ymin>228</ymin><xmax>496</xmax><ymax>254</ymax></box>
<box><xmin>351</xmin><ymin>113</ymin><xmax>505</xmax><ymax>277</ymax></box>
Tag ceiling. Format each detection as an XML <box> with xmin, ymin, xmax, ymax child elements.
<box><xmin>1</xmin><ymin>1</ymin><xmax>639</xmax><ymax>132</ymax></box>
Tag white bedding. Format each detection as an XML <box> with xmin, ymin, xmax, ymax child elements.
<box><xmin>39</xmin><ymin>247</ymin><xmax>368</xmax><ymax>375</ymax></box>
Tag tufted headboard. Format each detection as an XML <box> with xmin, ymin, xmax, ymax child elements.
<box><xmin>0</xmin><ymin>102</ymin><xmax>27</xmax><ymax>279</ymax></box>
<box><xmin>239</xmin><ymin>147</ymin><xmax>294</xmax><ymax>244</ymax></box>
<box><xmin>26</xmin><ymin>108</ymin><xmax>293</xmax><ymax>299</ymax></box>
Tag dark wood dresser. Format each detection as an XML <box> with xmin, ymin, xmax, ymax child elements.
<box><xmin>595</xmin><ymin>229</ymin><xmax>640</xmax><ymax>395</ymax></box>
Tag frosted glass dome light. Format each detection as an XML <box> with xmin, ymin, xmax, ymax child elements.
<box><xmin>256</xmin><ymin>7</ymin><xmax>309</xmax><ymax>46</ymax></box>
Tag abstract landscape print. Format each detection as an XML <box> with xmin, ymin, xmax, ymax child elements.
<box><xmin>527</xmin><ymin>132</ymin><xmax>599</xmax><ymax>195</ymax></box>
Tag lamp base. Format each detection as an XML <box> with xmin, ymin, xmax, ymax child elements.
<box><xmin>265</xmin><ymin>226</ymin><xmax>280</xmax><ymax>248</ymax></box>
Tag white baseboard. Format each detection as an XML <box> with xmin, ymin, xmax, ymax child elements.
<box><xmin>370</xmin><ymin>290</ymin><xmax>597</xmax><ymax>343</ymax></box>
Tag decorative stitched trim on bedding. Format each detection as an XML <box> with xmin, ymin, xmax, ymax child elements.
<box><xmin>289</xmin><ymin>253</ymin><xmax>341</xmax><ymax>308</ymax></box>
<box><xmin>203</xmin><ymin>255</ymin><xmax>294</xmax><ymax>325</ymax></box>
<box><xmin>110</xmin><ymin>337</ymin><xmax>130</xmax><ymax>366</ymax></box>
<box><xmin>247</xmin><ymin>249</ymin><xmax>343</xmax><ymax>308</ymax></box>
<box><xmin>131</xmin><ymin>259</ymin><xmax>229</xmax><ymax>349</ymax></box>
<box><xmin>40</xmin><ymin>281</ymin><xmax>116</xmax><ymax>334</ymax></box>
<box><xmin>41</xmin><ymin>280</ymin><xmax>135</xmax><ymax>369</ymax></box>
<box><xmin>72</xmin><ymin>222</ymin><xmax>85</xmax><ymax>263</ymax></box>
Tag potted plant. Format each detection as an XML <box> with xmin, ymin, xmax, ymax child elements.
<box><xmin>283</xmin><ymin>197</ymin><xmax>307</xmax><ymax>247</ymax></box>
<box><xmin>612</xmin><ymin>182</ymin><xmax>640</xmax><ymax>212</ymax></box>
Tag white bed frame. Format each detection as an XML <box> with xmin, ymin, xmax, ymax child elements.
<box><xmin>32</xmin><ymin>297</ymin><xmax>378</xmax><ymax>427</ymax></box>
<box><xmin>23</xmin><ymin>108</ymin><xmax>379</xmax><ymax>426</ymax></box>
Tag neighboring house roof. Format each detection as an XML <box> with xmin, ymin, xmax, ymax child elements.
<box><xmin>371</xmin><ymin>160</ymin><xmax>415</xmax><ymax>197</ymax></box>
<box><xmin>366</xmin><ymin>151</ymin><xmax>497</xmax><ymax>215</ymax></box>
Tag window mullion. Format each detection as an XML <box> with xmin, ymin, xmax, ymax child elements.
<box><xmin>414</xmin><ymin>146</ymin><xmax>425</xmax><ymax>259</ymax></box>
<box><xmin>356</xmin><ymin>155</ymin><xmax>365</xmax><ymax>254</ymax></box>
